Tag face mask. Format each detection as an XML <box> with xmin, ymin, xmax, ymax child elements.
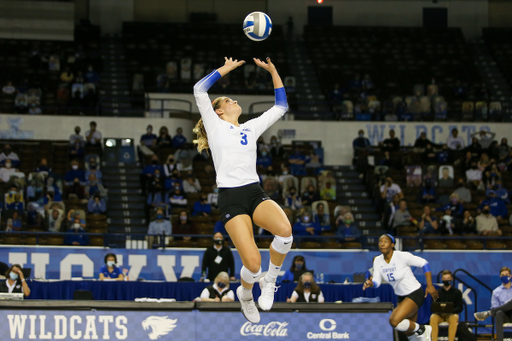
<box><xmin>152</xmin><ymin>160</ymin><xmax>158</xmax><ymax>165</ymax></box>
<box><xmin>155</xmin><ymin>173</ymin><xmax>160</xmax><ymax>178</ymax></box>
<box><xmin>214</xmin><ymin>239</ymin><xmax>223</xmax><ymax>245</ymax></box>
<box><xmin>217</xmin><ymin>281</ymin><xmax>227</xmax><ymax>289</ymax></box>
<box><xmin>169</xmin><ymin>159</ymin><xmax>174</xmax><ymax>163</ymax></box>
<box><xmin>308</xmin><ymin>191</ymin><xmax>314</xmax><ymax>195</ymax></box>
<box><xmin>345</xmin><ymin>219</ymin><xmax>352</xmax><ymax>225</ymax></box>
<box><xmin>501</xmin><ymin>276</ymin><xmax>511</xmax><ymax>285</ymax></box>
<box><xmin>359</xmin><ymin>133</ymin><xmax>364</xmax><ymax>138</ymax></box>
<box><xmin>73</xmin><ymin>224</ymin><xmax>81</xmax><ymax>229</ymax></box>
<box><xmin>172</xmin><ymin>173</ymin><xmax>178</xmax><ymax>177</ymax></box>
<box><xmin>261</xmin><ymin>151</ymin><xmax>268</xmax><ymax>157</ymax></box>
<box><xmin>443</xmin><ymin>280</ymin><xmax>451</xmax><ymax>287</ymax></box>
<box><xmin>303</xmin><ymin>216</ymin><xmax>310</xmax><ymax>222</ymax></box>
<box><xmin>451</xmin><ymin>198</ymin><xmax>458</xmax><ymax>204</ymax></box>
<box><xmin>483</xmin><ymin>209</ymin><xmax>490</xmax><ymax>215</ymax></box>
<box><xmin>303</xmin><ymin>281</ymin><xmax>312</xmax><ymax>289</ymax></box>
<box><xmin>156</xmin><ymin>214</ymin><xmax>163</xmax><ymax>219</ymax></box>
<box><xmin>90</xmin><ymin>165</ymin><xmax>96</xmax><ymax>170</ymax></box>
<box><xmin>5</xmin><ymin>149</ymin><xmax>11</xmax><ymax>154</ymax></box>
<box><xmin>458</xmin><ymin>183</ymin><xmax>464</xmax><ymax>188</ymax></box>
<box><xmin>72</xmin><ymin>165</ymin><xmax>78</xmax><ymax>170</ymax></box>
<box><xmin>290</xmin><ymin>192</ymin><xmax>296</xmax><ymax>196</ymax></box>
<box><xmin>107</xmin><ymin>261</ymin><xmax>115</xmax><ymax>267</ymax></box>
<box><xmin>180</xmin><ymin>216</ymin><xmax>187</xmax><ymax>221</ymax></box>
<box><xmin>295</xmin><ymin>263</ymin><xmax>303</xmax><ymax>270</ymax></box>
<box><xmin>10</xmin><ymin>272</ymin><xmax>18</xmax><ymax>281</ymax></box>
<box><xmin>472</xmin><ymin>166</ymin><xmax>477</xmax><ymax>170</ymax></box>
<box><xmin>75</xmin><ymin>130</ymin><xmax>80</xmax><ymax>134</ymax></box>
<box><xmin>213</xmin><ymin>188</ymin><xmax>219</xmax><ymax>194</ymax></box>
<box><xmin>5</xmin><ymin>163</ymin><xmax>11</xmax><ymax>169</ymax></box>
<box><xmin>147</xmin><ymin>128</ymin><xmax>152</xmax><ymax>133</ymax></box>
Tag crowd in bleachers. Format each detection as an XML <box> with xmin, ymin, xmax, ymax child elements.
<box><xmin>356</xmin><ymin>128</ymin><xmax>512</xmax><ymax>249</ymax></box>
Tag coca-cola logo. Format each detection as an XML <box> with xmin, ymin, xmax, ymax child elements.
<box><xmin>240</xmin><ymin>321</ymin><xmax>289</xmax><ymax>337</ymax></box>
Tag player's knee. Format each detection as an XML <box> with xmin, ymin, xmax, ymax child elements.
<box><xmin>389</xmin><ymin>316</ymin><xmax>399</xmax><ymax>328</ymax></box>
<box><xmin>430</xmin><ymin>314</ymin><xmax>439</xmax><ymax>325</ymax></box>
<box><xmin>244</xmin><ymin>256</ymin><xmax>261</xmax><ymax>274</ymax></box>
<box><xmin>278</xmin><ymin>221</ymin><xmax>292</xmax><ymax>237</ymax></box>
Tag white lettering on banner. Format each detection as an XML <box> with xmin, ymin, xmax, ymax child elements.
<box><xmin>142</xmin><ymin>316</ymin><xmax>178</xmax><ymax>340</ymax></box>
<box><xmin>99</xmin><ymin>316</ymin><xmax>114</xmax><ymax>340</ymax></box>
<box><xmin>54</xmin><ymin>315</ymin><xmax>67</xmax><ymax>339</ymax></box>
<box><xmin>8</xmin><ymin>314</ymin><xmax>27</xmax><ymax>339</ymax></box>
<box><xmin>180</xmin><ymin>255</ymin><xmax>200</xmax><ymax>279</ymax></box>
<box><xmin>458</xmin><ymin>283</ymin><xmax>473</xmax><ymax>305</ymax></box>
<box><xmin>32</xmin><ymin>253</ymin><xmax>50</xmax><ymax>279</ymax></box>
<box><xmin>60</xmin><ymin>254</ymin><xmax>95</xmax><ymax>280</ymax></box>
<box><xmin>70</xmin><ymin>316</ymin><xmax>83</xmax><ymax>339</ymax></box>
<box><xmin>307</xmin><ymin>332</ymin><xmax>350</xmax><ymax>339</ymax></box>
<box><xmin>39</xmin><ymin>315</ymin><xmax>52</xmax><ymax>339</ymax></box>
<box><xmin>9</xmin><ymin>252</ymin><xmax>27</xmax><ymax>268</ymax></box>
<box><xmin>29</xmin><ymin>315</ymin><xmax>37</xmax><ymax>339</ymax></box>
<box><xmin>158</xmin><ymin>255</ymin><xmax>177</xmax><ymax>282</ymax></box>
<box><xmin>240</xmin><ymin>321</ymin><xmax>289</xmax><ymax>337</ymax></box>
<box><xmin>115</xmin><ymin>316</ymin><xmax>128</xmax><ymax>340</ymax></box>
<box><xmin>127</xmin><ymin>255</ymin><xmax>147</xmax><ymax>281</ymax></box>
<box><xmin>319</xmin><ymin>319</ymin><xmax>337</xmax><ymax>331</ymax></box>
<box><xmin>84</xmin><ymin>316</ymin><xmax>99</xmax><ymax>340</ymax></box>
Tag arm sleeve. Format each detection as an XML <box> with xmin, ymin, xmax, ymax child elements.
<box><xmin>403</xmin><ymin>252</ymin><xmax>429</xmax><ymax>269</ymax></box>
<box><xmin>245</xmin><ymin>87</ymin><xmax>288</xmax><ymax>138</ymax></box>
<box><xmin>200</xmin><ymin>288</ymin><xmax>210</xmax><ymax>299</ymax></box>
<box><xmin>454</xmin><ymin>289</ymin><xmax>464</xmax><ymax>314</ymax></box>
<box><xmin>226</xmin><ymin>290</ymin><xmax>235</xmax><ymax>300</ymax></box>
<box><xmin>291</xmin><ymin>291</ymin><xmax>299</xmax><ymax>299</ymax></box>
<box><xmin>491</xmin><ymin>291</ymin><xmax>499</xmax><ymax>309</ymax></box>
<box><xmin>100</xmin><ymin>200</ymin><xmax>106</xmax><ymax>212</ymax></box>
<box><xmin>318</xmin><ymin>291</ymin><xmax>325</xmax><ymax>303</ymax></box>
<box><xmin>282</xmin><ymin>270</ymin><xmax>294</xmax><ymax>282</ymax></box>
<box><xmin>193</xmin><ymin>70</ymin><xmax>222</xmax><ymax>133</ymax></box>
<box><xmin>147</xmin><ymin>223</ymin><xmax>155</xmax><ymax>235</ymax></box>
<box><xmin>87</xmin><ymin>200</ymin><xmax>94</xmax><ymax>212</ymax></box>
<box><xmin>372</xmin><ymin>265</ymin><xmax>383</xmax><ymax>289</ymax></box>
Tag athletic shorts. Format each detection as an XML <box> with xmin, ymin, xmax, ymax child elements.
<box><xmin>397</xmin><ymin>287</ymin><xmax>425</xmax><ymax>309</ymax></box>
<box><xmin>218</xmin><ymin>182</ymin><xmax>270</xmax><ymax>224</ymax></box>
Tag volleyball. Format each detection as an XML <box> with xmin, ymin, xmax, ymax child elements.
<box><xmin>243</xmin><ymin>12</ymin><xmax>272</xmax><ymax>41</ymax></box>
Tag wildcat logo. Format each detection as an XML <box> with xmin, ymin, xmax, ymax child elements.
<box><xmin>142</xmin><ymin>316</ymin><xmax>177</xmax><ymax>340</ymax></box>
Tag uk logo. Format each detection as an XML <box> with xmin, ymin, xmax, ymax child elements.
<box><xmin>142</xmin><ymin>316</ymin><xmax>177</xmax><ymax>340</ymax></box>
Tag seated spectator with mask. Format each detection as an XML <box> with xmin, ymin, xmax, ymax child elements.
<box><xmin>284</xmin><ymin>186</ymin><xmax>302</xmax><ymax>211</ymax></box>
<box><xmin>147</xmin><ymin>208</ymin><xmax>172</xmax><ymax>247</ymax></box>
<box><xmin>183</xmin><ymin>171</ymin><xmax>202</xmax><ymax>194</ymax></box>
<box><xmin>313</xmin><ymin>203</ymin><xmax>331</xmax><ymax>231</ymax></box>
<box><xmin>452</xmin><ymin>178</ymin><xmax>472</xmax><ymax>203</ymax></box>
<box><xmin>0</xmin><ymin>144</ymin><xmax>20</xmax><ymax>167</ymax></box>
<box><xmin>478</xmin><ymin>190</ymin><xmax>508</xmax><ymax>220</ymax></box>
<box><xmin>64</xmin><ymin>218</ymin><xmax>90</xmax><ymax>246</ymax></box>
<box><xmin>476</xmin><ymin>205</ymin><xmax>501</xmax><ymax>236</ymax></box>
<box><xmin>64</xmin><ymin>160</ymin><xmax>85</xmax><ymax>186</ymax></box>
<box><xmin>192</xmin><ymin>193</ymin><xmax>211</xmax><ymax>216</ymax></box>
<box><xmin>201</xmin><ymin>233</ymin><xmax>235</xmax><ymax>282</ymax></box>
<box><xmin>174</xmin><ymin>210</ymin><xmax>197</xmax><ymax>241</ymax></box>
<box><xmin>200</xmin><ymin>271</ymin><xmax>234</xmax><ymax>302</ymax></box>
<box><xmin>429</xmin><ymin>270</ymin><xmax>463</xmax><ymax>341</ymax></box>
<box><xmin>293</xmin><ymin>210</ymin><xmax>321</xmax><ymax>239</ymax></box>
<box><xmin>287</xmin><ymin>272</ymin><xmax>324</xmax><ymax>303</ymax></box>
<box><xmin>335</xmin><ymin>212</ymin><xmax>362</xmax><ymax>242</ymax></box>
<box><xmin>418</xmin><ymin>206</ymin><xmax>439</xmax><ymax>235</ymax></box>
<box><xmin>0</xmin><ymin>264</ymin><xmax>30</xmax><ymax>297</ymax></box>
<box><xmin>0</xmin><ymin>159</ymin><xmax>17</xmax><ymax>183</ymax></box>
<box><xmin>392</xmin><ymin>200</ymin><xmax>414</xmax><ymax>230</ymax></box>
<box><xmin>302</xmin><ymin>184</ymin><xmax>321</xmax><ymax>206</ymax></box>
<box><xmin>87</xmin><ymin>194</ymin><xmax>106</xmax><ymax>214</ymax></box>
<box><xmin>99</xmin><ymin>253</ymin><xmax>124</xmax><ymax>281</ymax></box>
<box><xmin>140</xmin><ymin>125</ymin><xmax>157</xmax><ymax>149</ymax></box>
<box><xmin>282</xmin><ymin>255</ymin><xmax>308</xmax><ymax>282</ymax></box>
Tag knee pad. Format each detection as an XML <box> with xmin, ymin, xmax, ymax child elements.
<box><xmin>394</xmin><ymin>320</ymin><xmax>410</xmax><ymax>332</ymax></box>
<box><xmin>240</xmin><ymin>266</ymin><xmax>261</xmax><ymax>284</ymax></box>
<box><xmin>271</xmin><ymin>235</ymin><xmax>293</xmax><ymax>254</ymax></box>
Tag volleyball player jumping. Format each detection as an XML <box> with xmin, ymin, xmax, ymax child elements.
<box><xmin>364</xmin><ymin>234</ymin><xmax>439</xmax><ymax>340</ymax></box>
<box><xmin>193</xmin><ymin>57</ymin><xmax>292</xmax><ymax>323</ymax></box>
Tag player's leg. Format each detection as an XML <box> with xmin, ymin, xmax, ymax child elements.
<box><xmin>429</xmin><ymin>313</ymin><xmax>442</xmax><ymax>341</ymax></box>
<box><xmin>252</xmin><ymin>200</ymin><xmax>292</xmax><ymax>310</ymax></box>
<box><xmin>389</xmin><ymin>298</ymin><xmax>420</xmax><ymax>336</ymax></box>
<box><xmin>447</xmin><ymin>314</ymin><xmax>458</xmax><ymax>341</ymax></box>
<box><xmin>225</xmin><ymin>214</ymin><xmax>261</xmax><ymax>323</ymax></box>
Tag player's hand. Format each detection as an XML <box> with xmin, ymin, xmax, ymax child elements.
<box><xmin>363</xmin><ymin>279</ymin><xmax>374</xmax><ymax>290</ymax></box>
<box><xmin>224</xmin><ymin>57</ymin><xmax>245</xmax><ymax>70</ymax></box>
<box><xmin>426</xmin><ymin>285</ymin><xmax>439</xmax><ymax>301</ymax></box>
<box><xmin>254</xmin><ymin>57</ymin><xmax>277</xmax><ymax>73</ymax></box>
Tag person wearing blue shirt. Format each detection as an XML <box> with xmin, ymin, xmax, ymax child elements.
<box><xmin>64</xmin><ymin>160</ymin><xmax>86</xmax><ymax>185</ymax></box>
<box><xmin>141</xmin><ymin>155</ymin><xmax>163</xmax><ymax>194</ymax></box>
<box><xmin>293</xmin><ymin>211</ymin><xmax>321</xmax><ymax>239</ymax></box>
<box><xmin>474</xmin><ymin>266</ymin><xmax>512</xmax><ymax>341</ymax></box>
<box><xmin>282</xmin><ymin>255</ymin><xmax>307</xmax><ymax>282</ymax></box>
<box><xmin>288</xmin><ymin>148</ymin><xmax>306</xmax><ymax>176</ymax></box>
<box><xmin>173</xmin><ymin>127</ymin><xmax>187</xmax><ymax>149</ymax></box>
<box><xmin>437</xmin><ymin>145</ymin><xmax>451</xmax><ymax>164</ymax></box>
<box><xmin>420</xmin><ymin>179</ymin><xmax>436</xmax><ymax>204</ymax></box>
<box><xmin>193</xmin><ymin>194</ymin><xmax>212</xmax><ymax>216</ymax></box>
<box><xmin>85</xmin><ymin>159</ymin><xmax>102</xmax><ymax>184</ymax></box>
<box><xmin>214</xmin><ymin>220</ymin><xmax>228</xmax><ymax>236</ymax></box>
<box><xmin>256</xmin><ymin>148</ymin><xmax>273</xmax><ymax>169</ymax></box>
<box><xmin>6</xmin><ymin>193</ymin><xmax>24</xmax><ymax>211</ymax></box>
<box><xmin>140</xmin><ymin>125</ymin><xmax>158</xmax><ymax>148</ymax></box>
<box><xmin>87</xmin><ymin>195</ymin><xmax>106</xmax><ymax>214</ymax></box>
<box><xmin>64</xmin><ymin>219</ymin><xmax>90</xmax><ymax>246</ymax></box>
<box><xmin>487</xmin><ymin>181</ymin><xmax>510</xmax><ymax>204</ymax></box>
<box><xmin>147</xmin><ymin>208</ymin><xmax>172</xmax><ymax>247</ymax></box>
<box><xmin>165</xmin><ymin>169</ymin><xmax>183</xmax><ymax>191</ymax></box>
<box><xmin>147</xmin><ymin>190</ymin><xmax>170</xmax><ymax>209</ymax></box>
<box><xmin>478</xmin><ymin>191</ymin><xmax>509</xmax><ymax>219</ymax></box>
<box><xmin>313</xmin><ymin>203</ymin><xmax>331</xmax><ymax>231</ymax></box>
<box><xmin>436</xmin><ymin>194</ymin><xmax>464</xmax><ymax>218</ymax></box>
<box><xmin>99</xmin><ymin>253</ymin><xmax>124</xmax><ymax>281</ymax></box>
<box><xmin>418</xmin><ymin>206</ymin><xmax>439</xmax><ymax>235</ymax></box>
<box><xmin>84</xmin><ymin>65</ymin><xmax>99</xmax><ymax>84</ymax></box>
<box><xmin>335</xmin><ymin>213</ymin><xmax>362</xmax><ymax>241</ymax></box>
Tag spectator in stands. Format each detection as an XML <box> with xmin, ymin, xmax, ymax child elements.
<box><xmin>430</xmin><ymin>270</ymin><xmax>463</xmax><ymax>341</ymax></box>
<box><xmin>207</xmin><ymin>184</ymin><xmax>218</xmax><ymax>208</ymax></box>
<box><xmin>466</xmin><ymin>137</ymin><xmax>482</xmax><ymax>157</ymax></box>
<box><xmin>302</xmin><ymin>184</ymin><xmax>321</xmax><ymax>207</ymax></box>
<box><xmin>452</xmin><ymin>178</ymin><xmax>472</xmax><ymax>203</ymax></box>
<box><xmin>282</xmin><ymin>255</ymin><xmax>307</xmax><ymax>282</ymax></box>
<box><xmin>256</xmin><ymin>147</ymin><xmax>273</xmax><ymax>169</ymax></box>
<box><xmin>269</xmin><ymin>135</ymin><xmax>283</xmax><ymax>157</ymax></box>
<box><xmin>418</xmin><ymin>206</ymin><xmax>438</xmax><ymax>235</ymax></box>
<box><xmin>305</xmin><ymin>150</ymin><xmax>322</xmax><ymax>173</ymax></box>
<box><xmin>461</xmin><ymin>210</ymin><xmax>477</xmax><ymax>234</ymax></box>
<box><xmin>147</xmin><ymin>208</ymin><xmax>172</xmax><ymax>247</ymax></box>
<box><xmin>289</xmin><ymin>148</ymin><xmax>306</xmax><ymax>176</ymax></box>
<box><xmin>64</xmin><ymin>217</ymin><xmax>90</xmax><ymax>246</ymax></box>
<box><xmin>489</xmin><ymin>179</ymin><xmax>509</xmax><ymax>204</ymax></box>
<box><xmin>69</xmin><ymin>140</ymin><xmax>84</xmax><ymax>158</ymax></box>
<box><xmin>499</xmin><ymin>138</ymin><xmax>510</xmax><ymax>158</ymax></box>
<box><xmin>6</xmin><ymin>193</ymin><xmax>24</xmax><ymax>211</ymax></box>
<box><xmin>293</xmin><ymin>210</ymin><xmax>321</xmax><ymax>238</ymax></box>
<box><xmin>446</xmin><ymin>128</ymin><xmax>465</xmax><ymax>150</ymax></box>
<box><xmin>163</xmin><ymin>155</ymin><xmax>182</xmax><ymax>178</ymax></box>
<box><xmin>0</xmin><ymin>145</ymin><xmax>20</xmax><ymax>167</ymax></box>
<box><xmin>85</xmin><ymin>158</ymin><xmax>102</xmax><ymax>183</ymax></box>
<box><xmin>352</xmin><ymin>129</ymin><xmax>371</xmax><ymax>162</ymax></box>
<box><xmin>380</xmin><ymin>177</ymin><xmax>403</xmax><ymax>204</ymax></box>
<box><xmin>453</xmin><ymin>81</ymin><xmax>467</xmax><ymax>99</ymax></box>
<box><xmin>64</xmin><ymin>160</ymin><xmax>85</xmax><ymax>185</ymax></box>
<box><xmin>174</xmin><ymin>210</ymin><xmax>197</xmax><ymax>241</ymax></box>
<box><xmin>470</xmin><ymin>130</ymin><xmax>495</xmax><ymax>151</ymax></box>
<box><xmin>478</xmin><ymin>153</ymin><xmax>490</xmax><ymax>172</ymax></box>
<box><xmin>157</xmin><ymin>126</ymin><xmax>173</xmax><ymax>148</ymax></box>
<box><xmin>466</xmin><ymin>162</ymin><xmax>482</xmax><ymax>189</ymax></box>
<box><xmin>88</xmin><ymin>194</ymin><xmax>106</xmax><ymax>214</ymax></box>
<box><xmin>28</xmin><ymin>105</ymin><xmax>42</xmax><ymax>115</ymax></box>
<box><xmin>284</xmin><ymin>186</ymin><xmax>302</xmax><ymax>211</ymax></box>
<box><xmin>140</xmin><ymin>125</ymin><xmax>157</xmax><ymax>149</ymax></box>
<box><xmin>476</xmin><ymin>205</ymin><xmax>501</xmax><ymax>236</ymax></box>
<box><xmin>85</xmin><ymin>121</ymin><xmax>102</xmax><ymax>146</ymax></box>
<box><xmin>173</xmin><ymin>127</ymin><xmax>187</xmax><ymax>149</ymax></box>
<box><xmin>183</xmin><ymin>171</ymin><xmax>201</xmax><ymax>193</ymax></box>
<box><xmin>420</xmin><ymin>179</ymin><xmax>436</xmax><ymax>204</ymax></box>
<box><xmin>27</xmin><ymin>203</ymin><xmax>43</xmax><ymax>227</ymax></box>
<box><xmin>200</xmin><ymin>271</ymin><xmax>234</xmax><ymax>302</ymax></box>
<box><xmin>141</xmin><ymin>155</ymin><xmax>163</xmax><ymax>194</ymax></box>
<box><xmin>174</xmin><ymin>146</ymin><xmax>194</xmax><ymax>171</ymax></box>
<box><xmin>382</xmin><ymin>194</ymin><xmax>401</xmax><ymax>232</ymax></box>
<box><xmin>84</xmin><ymin>65</ymin><xmax>99</xmax><ymax>87</ymax></box>
<box><xmin>478</xmin><ymin>191</ymin><xmax>508</xmax><ymax>220</ymax></box>
<box><xmin>421</xmin><ymin>143</ymin><xmax>437</xmax><ymax>165</ymax></box>
<box><xmin>287</xmin><ymin>272</ymin><xmax>324</xmax><ymax>303</ymax></box>
<box><xmin>66</xmin><ymin>209</ymin><xmax>85</xmax><ymax>228</ymax></box>
<box><xmin>99</xmin><ymin>254</ymin><xmax>124</xmax><ymax>281</ymax></box>
<box><xmin>380</xmin><ymin>129</ymin><xmax>400</xmax><ymax>152</ymax></box>
<box><xmin>257</xmin><ymin>137</ymin><xmax>269</xmax><ymax>153</ymax></box>
<box><xmin>14</xmin><ymin>93</ymin><xmax>28</xmax><ymax>113</ymax></box>
<box><xmin>320</xmin><ymin>181</ymin><xmax>335</xmax><ymax>201</ymax></box>
<box><xmin>436</xmin><ymin>194</ymin><xmax>463</xmax><ymax>218</ymax></box>
<box><xmin>336</xmin><ymin>212</ymin><xmax>361</xmax><ymax>242</ymax></box>
<box><xmin>438</xmin><ymin>166</ymin><xmax>454</xmax><ymax>187</ymax></box>
<box><xmin>414</xmin><ymin>132</ymin><xmax>434</xmax><ymax>148</ymax></box>
<box><xmin>263</xmin><ymin>177</ymin><xmax>280</xmax><ymax>201</ymax></box>
<box><xmin>193</xmin><ymin>193</ymin><xmax>211</xmax><ymax>216</ymax></box>
<box><xmin>0</xmin><ymin>160</ymin><xmax>17</xmax><ymax>182</ymax></box>
<box><xmin>60</xmin><ymin>66</ymin><xmax>74</xmax><ymax>84</ymax></box>
<box><xmin>392</xmin><ymin>200</ymin><xmax>414</xmax><ymax>230</ymax></box>
<box><xmin>2</xmin><ymin>81</ymin><xmax>16</xmax><ymax>96</ymax></box>
<box><xmin>169</xmin><ymin>185</ymin><xmax>188</xmax><ymax>207</ymax></box>
<box><xmin>313</xmin><ymin>203</ymin><xmax>330</xmax><ymax>230</ymax></box>
<box><xmin>437</xmin><ymin>144</ymin><xmax>451</xmax><ymax>164</ymax></box>
<box><xmin>277</xmin><ymin>165</ymin><xmax>292</xmax><ymax>186</ymax></box>
<box><xmin>6</xmin><ymin>212</ymin><xmax>22</xmax><ymax>231</ymax></box>
<box><xmin>0</xmin><ymin>264</ymin><xmax>30</xmax><ymax>297</ymax></box>
<box><xmin>201</xmin><ymin>232</ymin><xmax>235</xmax><ymax>282</ymax></box>
<box><xmin>69</xmin><ymin>126</ymin><xmax>84</xmax><ymax>146</ymax></box>
<box><xmin>474</xmin><ymin>266</ymin><xmax>512</xmax><ymax>341</ymax></box>
<box><xmin>68</xmin><ymin>177</ymin><xmax>85</xmax><ymax>199</ymax></box>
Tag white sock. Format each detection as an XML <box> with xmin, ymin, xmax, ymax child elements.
<box><xmin>412</xmin><ymin>323</ymin><xmax>420</xmax><ymax>332</ymax></box>
<box><xmin>265</xmin><ymin>261</ymin><xmax>282</xmax><ymax>282</ymax></box>
<box><xmin>240</xmin><ymin>286</ymin><xmax>253</xmax><ymax>300</ymax></box>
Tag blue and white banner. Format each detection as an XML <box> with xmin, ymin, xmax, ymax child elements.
<box><xmin>4</xmin><ymin>310</ymin><xmax>391</xmax><ymax>341</ymax></box>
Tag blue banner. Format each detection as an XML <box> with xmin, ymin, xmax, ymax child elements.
<box><xmin>3</xmin><ymin>309</ymin><xmax>391</xmax><ymax>341</ymax></box>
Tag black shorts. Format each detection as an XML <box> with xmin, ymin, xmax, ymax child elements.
<box><xmin>218</xmin><ymin>182</ymin><xmax>270</xmax><ymax>224</ymax></box>
<box><xmin>397</xmin><ymin>287</ymin><xmax>425</xmax><ymax>309</ymax></box>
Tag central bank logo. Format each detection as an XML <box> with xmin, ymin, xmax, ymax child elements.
<box><xmin>319</xmin><ymin>319</ymin><xmax>337</xmax><ymax>331</ymax></box>
<box><xmin>142</xmin><ymin>316</ymin><xmax>177</xmax><ymax>340</ymax></box>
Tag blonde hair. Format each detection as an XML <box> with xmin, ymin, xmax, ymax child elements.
<box><xmin>193</xmin><ymin>97</ymin><xmax>227</xmax><ymax>154</ymax></box>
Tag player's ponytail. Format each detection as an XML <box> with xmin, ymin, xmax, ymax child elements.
<box><xmin>193</xmin><ymin>118</ymin><xmax>209</xmax><ymax>154</ymax></box>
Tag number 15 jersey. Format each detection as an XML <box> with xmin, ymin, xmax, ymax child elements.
<box><xmin>194</xmin><ymin>70</ymin><xmax>288</xmax><ymax>188</ymax></box>
<box><xmin>372</xmin><ymin>250</ymin><xmax>427</xmax><ymax>296</ymax></box>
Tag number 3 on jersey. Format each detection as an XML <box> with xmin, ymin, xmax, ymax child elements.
<box><xmin>240</xmin><ymin>132</ymin><xmax>248</xmax><ymax>145</ymax></box>
<box><xmin>386</xmin><ymin>273</ymin><xmax>395</xmax><ymax>282</ymax></box>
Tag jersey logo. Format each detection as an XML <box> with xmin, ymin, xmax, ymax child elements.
<box><xmin>242</xmin><ymin>128</ymin><xmax>251</xmax><ymax>132</ymax></box>
<box><xmin>225</xmin><ymin>214</ymin><xmax>231</xmax><ymax>219</ymax></box>
<box><xmin>230</xmin><ymin>126</ymin><xmax>234</xmax><ymax>129</ymax></box>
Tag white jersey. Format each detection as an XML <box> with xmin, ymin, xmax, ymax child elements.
<box><xmin>194</xmin><ymin>71</ymin><xmax>287</xmax><ymax>188</ymax></box>
<box><xmin>372</xmin><ymin>250</ymin><xmax>427</xmax><ymax>296</ymax></box>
